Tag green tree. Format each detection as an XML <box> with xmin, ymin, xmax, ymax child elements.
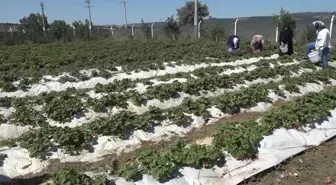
<box><xmin>72</xmin><ymin>20</ymin><xmax>90</xmax><ymax>29</ymax></box>
<box><xmin>19</xmin><ymin>13</ymin><xmax>49</xmax><ymax>32</ymax></box>
<box><xmin>273</xmin><ymin>8</ymin><xmax>296</xmax><ymax>30</ymax></box>
<box><xmin>50</xmin><ymin>20</ymin><xmax>69</xmax><ymax>40</ymax></box>
<box><xmin>206</xmin><ymin>23</ymin><xmax>225</xmax><ymax>42</ymax></box>
<box><xmin>301</xmin><ymin>25</ymin><xmax>317</xmax><ymax>43</ymax></box>
<box><xmin>72</xmin><ymin>20</ymin><xmax>91</xmax><ymax>39</ymax></box>
<box><xmin>164</xmin><ymin>15</ymin><xmax>181</xmax><ymax>40</ymax></box>
<box><xmin>176</xmin><ymin>1</ymin><xmax>209</xmax><ymax>26</ymax></box>
<box><xmin>141</xmin><ymin>18</ymin><xmax>151</xmax><ymax>40</ymax></box>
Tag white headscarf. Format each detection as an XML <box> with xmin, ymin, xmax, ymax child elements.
<box><xmin>312</xmin><ymin>20</ymin><xmax>325</xmax><ymax>30</ymax></box>
<box><xmin>233</xmin><ymin>37</ymin><xmax>238</xmax><ymax>48</ymax></box>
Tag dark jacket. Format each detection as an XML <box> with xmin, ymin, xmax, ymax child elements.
<box><xmin>279</xmin><ymin>28</ymin><xmax>293</xmax><ymax>55</ymax></box>
<box><xmin>227</xmin><ymin>35</ymin><xmax>240</xmax><ymax>49</ymax></box>
<box><xmin>252</xmin><ymin>41</ymin><xmax>263</xmax><ymax>51</ymax></box>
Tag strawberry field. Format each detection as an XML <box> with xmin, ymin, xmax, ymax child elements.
<box><xmin>0</xmin><ymin>40</ymin><xmax>336</xmax><ymax>185</ymax></box>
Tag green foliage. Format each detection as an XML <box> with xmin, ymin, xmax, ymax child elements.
<box><xmin>42</xmin><ymin>90</ymin><xmax>85</xmax><ymax>122</ymax></box>
<box><xmin>301</xmin><ymin>24</ymin><xmax>317</xmax><ymax>43</ymax></box>
<box><xmin>141</xmin><ymin>18</ymin><xmax>151</xmax><ymax>40</ymax></box>
<box><xmin>72</xmin><ymin>20</ymin><xmax>91</xmax><ymax>39</ymax></box>
<box><xmin>111</xmin><ymin>140</ymin><xmax>223</xmax><ymax>182</ymax></box>
<box><xmin>50</xmin><ymin>20</ymin><xmax>70</xmax><ymax>40</ymax></box>
<box><xmin>164</xmin><ymin>15</ymin><xmax>181</xmax><ymax>40</ymax></box>
<box><xmin>12</xmin><ymin>104</ymin><xmax>46</xmax><ymax>126</ymax></box>
<box><xmin>1</xmin><ymin>39</ymin><xmax>336</xmax><ymax>184</ymax></box>
<box><xmin>203</xmin><ymin>23</ymin><xmax>225</xmax><ymax>42</ymax></box>
<box><xmin>111</xmin><ymin>87</ymin><xmax>336</xmax><ymax>181</ymax></box>
<box><xmin>19</xmin><ymin>13</ymin><xmax>49</xmax><ymax>32</ymax></box>
<box><xmin>52</xmin><ymin>169</ymin><xmax>108</xmax><ymax>185</ymax></box>
<box><xmin>12</xmin><ymin>59</ymin><xmax>336</xmax><ymax>160</ymax></box>
<box><xmin>19</xmin><ymin>126</ymin><xmax>93</xmax><ymax>158</ymax></box>
<box><xmin>213</xmin><ymin>120</ymin><xmax>264</xmax><ymax>159</ymax></box>
<box><xmin>273</xmin><ymin>8</ymin><xmax>296</xmax><ymax>30</ymax></box>
<box><xmin>72</xmin><ymin>20</ymin><xmax>90</xmax><ymax>28</ymax></box>
<box><xmin>213</xmin><ymin>89</ymin><xmax>336</xmax><ymax>160</ymax></box>
<box><xmin>0</xmin><ymin>40</ymin><xmax>262</xmax><ymax>80</ymax></box>
<box><xmin>176</xmin><ymin>1</ymin><xmax>209</xmax><ymax>26</ymax></box>
<box><xmin>11</xmin><ymin>98</ymin><xmax>46</xmax><ymax>126</ymax></box>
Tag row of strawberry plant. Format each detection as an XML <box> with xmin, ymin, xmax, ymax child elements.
<box><xmin>82</xmin><ymin>59</ymin><xmax>309</xmax><ymax>110</ymax></box>
<box><xmin>2</xmin><ymin>61</ymin><xmax>312</xmax><ymax>124</ymax></box>
<box><xmin>0</xmin><ymin>61</ymin><xmax>321</xmax><ymax>125</ymax></box>
<box><xmin>91</xmin><ymin>58</ymin><xmax>294</xmax><ymax>94</ymax></box>
<box><xmin>8</xmin><ymin>88</ymin><xmax>88</xmax><ymax>123</ymax></box>
<box><xmin>86</xmin><ymin>68</ymin><xmax>336</xmax><ymax>139</ymax></box>
<box><xmin>0</xmin><ymin>59</ymin><xmax>293</xmax><ymax>109</ymax></box>
<box><xmin>14</xmin><ymin>69</ymin><xmax>336</xmax><ymax>158</ymax></box>
<box><xmin>51</xmin><ymin>168</ymin><xmax>108</xmax><ymax>185</ymax></box>
<box><xmin>90</xmin><ymin>61</ymin><xmax>315</xmax><ymax>111</ymax></box>
<box><xmin>0</xmin><ymin>54</ymin><xmax>279</xmax><ymax>93</ymax></box>
<box><xmin>0</xmin><ymin>41</ymin><xmax>277</xmax><ymax>92</ymax></box>
<box><xmin>2</xmin><ymin>41</ymin><xmax>334</xmax><ymax>93</ymax></box>
<box><xmin>140</xmin><ymin>62</ymin><xmax>314</xmax><ymax>101</ymax></box>
<box><xmin>213</xmin><ymin>89</ymin><xmax>336</xmax><ymax>159</ymax></box>
<box><xmin>103</xmin><ymin>89</ymin><xmax>336</xmax><ymax>182</ymax></box>
<box><xmin>58</xmin><ymin>53</ymin><xmax>290</xmax><ymax>84</ymax></box>
<box><xmin>0</xmin><ymin>40</ymin><xmax>276</xmax><ymax>75</ymax></box>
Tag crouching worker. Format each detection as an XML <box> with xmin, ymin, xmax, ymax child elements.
<box><xmin>227</xmin><ymin>35</ymin><xmax>240</xmax><ymax>52</ymax></box>
<box><xmin>249</xmin><ymin>35</ymin><xmax>264</xmax><ymax>53</ymax></box>
<box><xmin>304</xmin><ymin>21</ymin><xmax>331</xmax><ymax>69</ymax></box>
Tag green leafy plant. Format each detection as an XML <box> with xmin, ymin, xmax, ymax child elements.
<box><xmin>52</xmin><ymin>169</ymin><xmax>108</xmax><ymax>185</ymax></box>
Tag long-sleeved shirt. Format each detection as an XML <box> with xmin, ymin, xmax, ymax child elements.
<box><xmin>227</xmin><ymin>35</ymin><xmax>240</xmax><ymax>49</ymax></box>
<box><xmin>279</xmin><ymin>28</ymin><xmax>294</xmax><ymax>55</ymax></box>
<box><xmin>279</xmin><ymin>29</ymin><xmax>293</xmax><ymax>45</ymax></box>
<box><xmin>250</xmin><ymin>35</ymin><xmax>264</xmax><ymax>51</ymax></box>
<box><xmin>315</xmin><ymin>28</ymin><xmax>331</xmax><ymax>50</ymax></box>
<box><xmin>250</xmin><ymin>35</ymin><xmax>264</xmax><ymax>46</ymax></box>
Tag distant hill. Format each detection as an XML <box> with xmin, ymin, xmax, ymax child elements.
<box><xmin>204</xmin><ymin>11</ymin><xmax>336</xmax><ymax>41</ymax></box>
<box><xmin>99</xmin><ymin>11</ymin><xmax>336</xmax><ymax>41</ymax></box>
<box><xmin>0</xmin><ymin>23</ymin><xmax>19</xmax><ymax>32</ymax></box>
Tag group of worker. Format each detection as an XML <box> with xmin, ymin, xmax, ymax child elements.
<box><xmin>226</xmin><ymin>20</ymin><xmax>332</xmax><ymax>69</ymax></box>
<box><xmin>227</xmin><ymin>34</ymin><xmax>264</xmax><ymax>53</ymax></box>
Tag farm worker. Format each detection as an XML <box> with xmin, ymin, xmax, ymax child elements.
<box><xmin>249</xmin><ymin>35</ymin><xmax>264</xmax><ymax>53</ymax></box>
<box><xmin>227</xmin><ymin>35</ymin><xmax>240</xmax><ymax>52</ymax></box>
<box><xmin>304</xmin><ymin>21</ymin><xmax>331</xmax><ymax>68</ymax></box>
<box><xmin>279</xmin><ymin>26</ymin><xmax>294</xmax><ymax>56</ymax></box>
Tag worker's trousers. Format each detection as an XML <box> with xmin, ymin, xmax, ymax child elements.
<box><xmin>304</xmin><ymin>42</ymin><xmax>315</xmax><ymax>58</ymax></box>
<box><xmin>319</xmin><ymin>47</ymin><xmax>330</xmax><ymax>69</ymax></box>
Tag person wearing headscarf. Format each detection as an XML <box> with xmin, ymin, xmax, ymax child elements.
<box><xmin>249</xmin><ymin>35</ymin><xmax>264</xmax><ymax>53</ymax></box>
<box><xmin>279</xmin><ymin>26</ymin><xmax>293</xmax><ymax>56</ymax></box>
<box><xmin>304</xmin><ymin>21</ymin><xmax>331</xmax><ymax>68</ymax></box>
<box><xmin>227</xmin><ymin>35</ymin><xmax>240</xmax><ymax>52</ymax></box>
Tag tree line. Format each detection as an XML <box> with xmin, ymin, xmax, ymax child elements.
<box><xmin>1</xmin><ymin>2</ymin><xmax>317</xmax><ymax>45</ymax></box>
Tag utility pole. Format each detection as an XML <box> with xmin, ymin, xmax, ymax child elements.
<box><xmin>40</xmin><ymin>2</ymin><xmax>46</xmax><ymax>31</ymax></box>
<box><xmin>120</xmin><ymin>0</ymin><xmax>128</xmax><ymax>29</ymax></box>
<box><xmin>85</xmin><ymin>0</ymin><xmax>93</xmax><ymax>37</ymax></box>
<box><xmin>194</xmin><ymin>0</ymin><xmax>198</xmax><ymax>37</ymax></box>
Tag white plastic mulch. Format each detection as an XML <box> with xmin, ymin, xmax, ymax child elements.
<box><xmin>0</xmin><ymin>56</ymin><xmax>335</xmax><ymax>185</ymax></box>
